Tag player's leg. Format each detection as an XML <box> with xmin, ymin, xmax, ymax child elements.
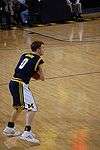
<box><xmin>3</xmin><ymin>80</ymin><xmax>24</xmax><ymax>136</ymax></box>
<box><xmin>19</xmin><ymin>84</ymin><xmax>40</xmax><ymax>144</ymax></box>
<box><xmin>20</xmin><ymin>85</ymin><xmax>39</xmax><ymax>144</ymax></box>
<box><xmin>25</xmin><ymin>110</ymin><xmax>35</xmax><ymax>126</ymax></box>
<box><xmin>9</xmin><ymin>108</ymin><xmax>21</xmax><ymax>123</ymax></box>
<box><xmin>73</xmin><ymin>3</ymin><xmax>84</xmax><ymax>21</ymax></box>
<box><xmin>66</xmin><ymin>1</ymin><xmax>73</xmax><ymax>20</ymax></box>
<box><xmin>75</xmin><ymin>3</ymin><xmax>82</xmax><ymax>18</ymax></box>
<box><xmin>3</xmin><ymin>108</ymin><xmax>22</xmax><ymax>136</ymax></box>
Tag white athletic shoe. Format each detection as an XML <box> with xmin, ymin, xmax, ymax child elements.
<box><xmin>3</xmin><ymin>126</ymin><xmax>22</xmax><ymax>137</ymax></box>
<box><xmin>18</xmin><ymin>131</ymin><xmax>40</xmax><ymax>144</ymax></box>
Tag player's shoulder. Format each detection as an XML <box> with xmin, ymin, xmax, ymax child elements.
<box><xmin>20</xmin><ymin>53</ymin><xmax>34</xmax><ymax>58</ymax></box>
<box><xmin>21</xmin><ymin>52</ymin><xmax>41</xmax><ymax>60</ymax></box>
<box><xmin>32</xmin><ymin>53</ymin><xmax>41</xmax><ymax>59</ymax></box>
<box><xmin>20</xmin><ymin>53</ymin><xmax>26</xmax><ymax>58</ymax></box>
<box><xmin>25</xmin><ymin>53</ymin><xmax>35</xmax><ymax>59</ymax></box>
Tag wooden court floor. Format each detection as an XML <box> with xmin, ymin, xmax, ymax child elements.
<box><xmin>0</xmin><ymin>18</ymin><xmax>100</xmax><ymax>150</ymax></box>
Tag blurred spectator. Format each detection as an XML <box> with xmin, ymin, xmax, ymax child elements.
<box><xmin>0</xmin><ymin>0</ymin><xmax>6</xmax><ymax>25</ymax></box>
<box><xmin>0</xmin><ymin>0</ymin><xmax>11</xmax><ymax>29</ymax></box>
<box><xmin>13</xmin><ymin>0</ymin><xmax>28</xmax><ymax>26</ymax></box>
<box><xmin>26</xmin><ymin>0</ymin><xmax>41</xmax><ymax>26</ymax></box>
<box><xmin>18</xmin><ymin>0</ymin><xmax>29</xmax><ymax>25</ymax></box>
<box><xmin>20</xmin><ymin>9</ymin><xmax>28</xmax><ymax>25</ymax></box>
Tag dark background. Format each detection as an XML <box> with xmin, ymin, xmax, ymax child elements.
<box><xmin>81</xmin><ymin>0</ymin><xmax>100</xmax><ymax>8</ymax></box>
<box><xmin>40</xmin><ymin>0</ymin><xmax>100</xmax><ymax>23</ymax></box>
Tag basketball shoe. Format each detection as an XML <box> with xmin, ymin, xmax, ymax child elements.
<box><xmin>3</xmin><ymin>126</ymin><xmax>22</xmax><ymax>137</ymax></box>
<box><xmin>18</xmin><ymin>131</ymin><xmax>40</xmax><ymax>144</ymax></box>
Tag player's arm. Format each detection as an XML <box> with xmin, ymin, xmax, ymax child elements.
<box><xmin>38</xmin><ymin>64</ymin><xmax>45</xmax><ymax>81</ymax></box>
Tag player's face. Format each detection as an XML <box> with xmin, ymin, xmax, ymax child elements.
<box><xmin>39</xmin><ymin>44</ymin><xmax>45</xmax><ymax>55</ymax></box>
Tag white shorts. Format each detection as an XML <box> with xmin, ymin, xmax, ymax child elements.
<box><xmin>23</xmin><ymin>83</ymin><xmax>38</xmax><ymax>112</ymax></box>
<box><xmin>10</xmin><ymin>79</ymin><xmax>38</xmax><ymax>112</ymax></box>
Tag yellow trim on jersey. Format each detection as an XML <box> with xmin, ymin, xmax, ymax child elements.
<box><xmin>11</xmin><ymin>77</ymin><xmax>24</xmax><ymax>84</ymax></box>
<box><xmin>25</xmin><ymin>54</ymin><xmax>34</xmax><ymax>58</ymax></box>
<box><xmin>34</xmin><ymin>58</ymin><xmax>42</xmax><ymax>71</ymax></box>
<box><xmin>19</xmin><ymin>82</ymin><xmax>24</xmax><ymax>106</ymax></box>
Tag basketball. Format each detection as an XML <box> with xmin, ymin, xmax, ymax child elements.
<box><xmin>32</xmin><ymin>72</ymin><xmax>40</xmax><ymax>80</ymax></box>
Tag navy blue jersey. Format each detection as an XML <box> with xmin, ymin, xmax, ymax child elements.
<box><xmin>13</xmin><ymin>53</ymin><xmax>44</xmax><ymax>84</ymax></box>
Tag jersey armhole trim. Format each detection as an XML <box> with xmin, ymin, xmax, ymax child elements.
<box><xmin>34</xmin><ymin>58</ymin><xmax>42</xmax><ymax>71</ymax></box>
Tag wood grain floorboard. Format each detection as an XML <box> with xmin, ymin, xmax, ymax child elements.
<box><xmin>0</xmin><ymin>18</ymin><xmax>100</xmax><ymax>150</ymax></box>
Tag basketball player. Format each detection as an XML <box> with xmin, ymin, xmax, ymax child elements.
<box><xmin>3</xmin><ymin>41</ymin><xmax>45</xmax><ymax>144</ymax></box>
<box><xmin>66</xmin><ymin>0</ymin><xmax>83</xmax><ymax>21</ymax></box>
